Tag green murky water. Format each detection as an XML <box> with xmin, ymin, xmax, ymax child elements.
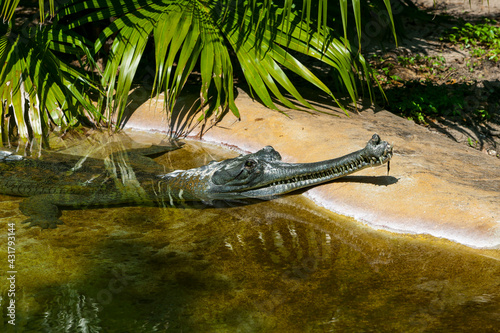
<box><xmin>1</xmin><ymin>132</ymin><xmax>499</xmax><ymax>332</ymax></box>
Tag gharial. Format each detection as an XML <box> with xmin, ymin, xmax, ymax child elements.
<box><xmin>0</xmin><ymin>134</ymin><xmax>393</xmax><ymax>229</ymax></box>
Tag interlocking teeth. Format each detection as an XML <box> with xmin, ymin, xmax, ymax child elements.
<box><xmin>267</xmin><ymin>153</ymin><xmax>390</xmax><ymax>189</ymax></box>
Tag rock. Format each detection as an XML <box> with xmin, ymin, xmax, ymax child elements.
<box><xmin>123</xmin><ymin>90</ymin><xmax>500</xmax><ymax>249</ymax></box>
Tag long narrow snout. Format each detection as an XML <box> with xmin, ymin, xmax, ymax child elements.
<box><xmin>207</xmin><ymin>134</ymin><xmax>393</xmax><ymax>199</ymax></box>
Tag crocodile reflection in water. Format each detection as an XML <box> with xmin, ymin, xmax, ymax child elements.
<box><xmin>0</xmin><ymin>134</ymin><xmax>392</xmax><ymax>229</ymax></box>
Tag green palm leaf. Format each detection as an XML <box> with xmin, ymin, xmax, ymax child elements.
<box><xmin>0</xmin><ymin>25</ymin><xmax>99</xmax><ymax>142</ymax></box>
<box><xmin>1</xmin><ymin>0</ymin><xmax>56</xmax><ymax>23</ymax></box>
<box><xmin>1</xmin><ymin>0</ymin><xmax>21</xmax><ymax>22</ymax></box>
<box><xmin>1</xmin><ymin>0</ymin><xmax>396</xmax><ymax>141</ymax></box>
<box><xmin>58</xmin><ymin>0</ymin><xmax>392</xmax><ymax>125</ymax></box>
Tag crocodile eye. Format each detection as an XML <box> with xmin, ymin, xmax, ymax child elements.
<box><xmin>244</xmin><ymin>159</ymin><xmax>257</xmax><ymax>170</ymax></box>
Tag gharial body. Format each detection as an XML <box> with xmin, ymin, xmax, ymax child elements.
<box><xmin>0</xmin><ymin>134</ymin><xmax>393</xmax><ymax>229</ymax></box>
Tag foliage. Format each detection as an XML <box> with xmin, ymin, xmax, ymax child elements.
<box><xmin>396</xmin><ymin>54</ymin><xmax>446</xmax><ymax>71</ymax></box>
<box><xmin>384</xmin><ymin>82</ymin><xmax>464</xmax><ymax>124</ymax></box>
<box><xmin>443</xmin><ymin>18</ymin><xmax>500</xmax><ymax>62</ymax></box>
<box><xmin>372</xmin><ymin>17</ymin><xmax>500</xmax><ymax>125</ymax></box>
<box><xmin>0</xmin><ymin>21</ymin><xmax>99</xmax><ymax>143</ymax></box>
<box><xmin>369</xmin><ymin>52</ymin><xmax>493</xmax><ymax>125</ymax></box>
<box><xmin>382</xmin><ymin>81</ymin><xmax>495</xmax><ymax>125</ymax></box>
<box><xmin>1</xmin><ymin>0</ymin><xmax>396</xmax><ymax>142</ymax></box>
<box><xmin>373</xmin><ymin>53</ymin><xmax>448</xmax><ymax>83</ymax></box>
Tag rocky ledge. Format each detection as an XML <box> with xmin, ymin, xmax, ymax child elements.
<box><xmin>124</xmin><ymin>90</ymin><xmax>500</xmax><ymax>249</ymax></box>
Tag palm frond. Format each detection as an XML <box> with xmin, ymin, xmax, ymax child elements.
<box><xmin>57</xmin><ymin>0</ymin><xmax>392</xmax><ymax>125</ymax></box>
<box><xmin>0</xmin><ymin>26</ymin><xmax>99</xmax><ymax>142</ymax></box>
<box><xmin>1</xmin><ymin>0</ymin><xmax>57</xmax><ymax>23</ymax></box>
<box><xmin>221</xmin><ymin>2</ymin><xmax>344</xmax><ymax>111</ymax></box>
<box><xmin>1</xmin><ymin>0</ymin><xmax>21</xmax><ymax>22</ymax></box>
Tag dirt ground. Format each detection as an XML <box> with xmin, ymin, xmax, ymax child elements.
<box><xmin>368</xmin><ymin>0</ymin><xmax>500</xmax><ymax>157</ymax></box>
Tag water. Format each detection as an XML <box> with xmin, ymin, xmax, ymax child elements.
<box><xmin>1</xmin><ymin>132</ymin><xmax>499</xmax><ymax>332</ymax></box>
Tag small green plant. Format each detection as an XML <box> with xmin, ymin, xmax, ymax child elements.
<box><xmin>466</xmin><ymin>59</ymin><xmax>478</xmax><ymax>72</ymax></box>
<box><xmin>443</xmin><ymin>18</ymin><xmax>500</xmax><ymax>62</ymax></box>
<box><xmin>381</xmin><ymin>66</ymin><xmax>392</xmax><ymax>76</ymax></box>
<box><xmin>382</xmin><ymin>82</ymin><xmax>470</xmax><ymax>124</ymax></box>
<box><xmin>374</xmin><ymin>54</ymin><xmax>449</xmax><ymax>83</ymax></box>
<box><xmin>467</xmin><ymin>137</ymin><xmax>477</xmax><ymax>147</ymax></box>
<box><xmin>396</xmin><ymin>54</ymin><xmax>446</xmax><ymax>71</ymax></box>
<box><xmin>475</xmin><ymin>108</ymin><xmax>491</xmax><ymax>120</ymax></box>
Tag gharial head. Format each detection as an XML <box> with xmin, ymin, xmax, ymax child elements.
<box><xmin>176</xmin><ymin>134</ymin><xmax>392</xmax><ymax>201</ymax></box>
